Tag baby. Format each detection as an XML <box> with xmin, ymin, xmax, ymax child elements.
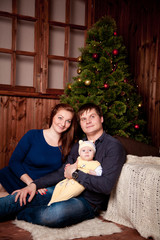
<box><xmin>48</xmin><ymin>140</ymin><xmax>102</xmax><ymax>205</ymax></box>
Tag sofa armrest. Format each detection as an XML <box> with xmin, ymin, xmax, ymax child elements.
<box><xmin>104</xmin><ymin>155</ymin><xmax>160</xmax><ymax>240</ymax></box>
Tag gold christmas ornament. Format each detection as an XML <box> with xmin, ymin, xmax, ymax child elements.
<box><xmin>68</xmin><ymin>84</ymin><xmax>72</xmax><ymax>90</ymax></box>
<box><xmin>77</xmin><ymin>56</ymin><xmax>82</xmax><ymax>62</ymax></box>
<box><xmin>77</xmin><ymin>68</ymin><xmax>82</xmax><ymax>74</ymax></box>
<box><xmin>138</xmin><ymin>103</ymin><xmax>142</xmax><ymax>107</ymax></box>
<box><xmin>77</xmin><ymin>77</ymin><xmax>81</xmax><ymax>82</ymax></box>
<box><xmin>84</xmin><ymin>79</ymin><xmax>91</xmax><ymax>86</ymax></box>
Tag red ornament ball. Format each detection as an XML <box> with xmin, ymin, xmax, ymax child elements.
<box><xmin>112</xmin><ymin>49</ymin><xmax>118</xmax><ymax>56</ymax></box>
<box><xmin>113</xmin><ymin>31</ymin><xmax>117</xmax><ymax>36</ymax></box>
<box><xmin>92</xmin><ymin>53</ymin><xmax>98</xmax><ymax>59</ymax></box>
<box><xmin>104</xmin><ymin>83</ymin><xmax>109</xmax><ymax>89</ymax></box>
<box><xmin>124</xmin><ymin>78</ymin><xmax>128</xmax><ymax>83</ymax></box>
<box><xmin>134</xmin><ymin>124</ymin><xmax>140</xmax><ymax>129</ymax></box>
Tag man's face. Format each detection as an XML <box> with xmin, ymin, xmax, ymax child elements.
<box><xmin>79</xmin><ymin>109</ymin><xmax>103</xmax><ymax>136</ymax></box>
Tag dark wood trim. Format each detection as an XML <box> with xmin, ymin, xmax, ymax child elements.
<box><xmin>15</xmin><ymin>50</ymin><xmax>36</xmax><ymax>56</ymax></box>
<box><xmin>0</xmin><ymin>48</ymin><xmax>13</xmax><ymax>54</ymax></box>
<box><xmin>48</xmin><ymin>20</ymin><xmax>87</xmax><ymax>30</ymax></box>
<box><xmin>48</xmin><ymin>55</ymin><xmax>77</xmax><ymax>62</ymax></box>
<box><xmin>0</xmin><ymin>11</ymin><xmax>37</xmax><ymax>22</ymax></box>
<box><xmin>0</xmin><ymin>85</ymin><xmax>35</xmax><ymax>92</ymax></box>
<box><xmin>0</xmin><ymin>89</ymin><xmax>63</xmax><ymax>99</ymax></box>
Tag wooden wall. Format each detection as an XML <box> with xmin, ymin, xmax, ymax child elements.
<box><xmin>1</xmin><ymin>0</ymin><xmax>160</xmax><ymax>169</ymax></box>
<box><xmin>0</xmin><ymin>95</ymin><xmax>59</xmax><ymax>168</ymax></box>
<box><xmin>94</xmin><ymin>0</ymin><xmax>160</xmax><ymax>148</ymax></box>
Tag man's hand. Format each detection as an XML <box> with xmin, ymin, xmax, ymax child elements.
<box><xmin>64</xmin><ymin>161</ymin><xmax>78</xmax><ymax>179</ymax></box>
<box><xmin>12</xmin><ymin>183</ymin><xmax>37</xmax><ymax>206</ymax></box>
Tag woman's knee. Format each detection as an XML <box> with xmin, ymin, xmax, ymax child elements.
<box><xmin>0</xmin><ymin>184</ymin><xmax>9</xmax><ymax>197</ymax></box>
<box><xmin>0</xmin><ymin>183</ymin><xmax>7</xmax><ymax>192</ymax></box>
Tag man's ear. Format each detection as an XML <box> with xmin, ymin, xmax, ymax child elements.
<box><xmin>101</xmin><ymin>116</ymin><xmax>104</xmax><ymax>123</ymax></box>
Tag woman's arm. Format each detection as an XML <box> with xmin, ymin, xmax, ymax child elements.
<box><xmin>20</xmin><ymin>173</ymin><xmax>33</xmax><ymax>186</ymax></box>
<box><xmin>12</xmin><ymin>142</ymin><xmax>79</xmax><ymax>205</ymax></box>
<box><xmin>9</xmin><ymin>130</ymin><xmax>32</xmax><ymax>179</ymax></box>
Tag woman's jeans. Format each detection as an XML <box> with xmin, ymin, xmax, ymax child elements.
<box><xmin>0</xmin><ymin>186</ymin><xmax>96</xmax><ymax>227</ymax></box>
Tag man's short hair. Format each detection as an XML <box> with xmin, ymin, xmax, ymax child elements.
<box><xmin>77</xmin><ymin>103</ymin><xmax>103</xmax><ymax>121</ymax></box>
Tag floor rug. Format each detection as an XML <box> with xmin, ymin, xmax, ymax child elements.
<box><xmin>13</xmin><ymin>217</ymin><xmax>121</xmax><ymax>240</ymax></box>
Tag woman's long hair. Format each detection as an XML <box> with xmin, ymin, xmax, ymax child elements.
<box><xmin>49</xmin><ymin>103</ymin><xmax>77</xmax><ymax>162</ymax></box>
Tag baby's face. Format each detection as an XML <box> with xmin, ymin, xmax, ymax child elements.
<box><xmin>79</xmin><ymin>146</ymin><xmax>95</xmax><ymax>161</ymax></box>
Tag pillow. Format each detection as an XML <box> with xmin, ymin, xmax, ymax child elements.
<box><xmin>104</xmin><ymin>155</ymin><xmax>160</xmax><ymax>240</ymax></box>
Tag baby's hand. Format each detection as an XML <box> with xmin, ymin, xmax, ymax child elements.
<box><xmin>64</xmin><ymin>163</ymin><xmax>70</xmax><ymax>170</ymax></box>
<box><xmin>89</xmin><ymin>170</ymin><xmax>97</xmax><ymax>176</ymax></box>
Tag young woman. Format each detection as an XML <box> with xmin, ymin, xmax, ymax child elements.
<box><xmin>0</xmin><ymin>103</ymin><xmax>77</xmax><ymax>198</ymax></box>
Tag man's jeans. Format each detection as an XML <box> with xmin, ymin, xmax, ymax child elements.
<box><xmin>0</xmin><ymin>186</ymin><xmax>96</xmax><ymax>227</ymax></box>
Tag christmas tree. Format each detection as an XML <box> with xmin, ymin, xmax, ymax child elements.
<box><xmin>61</xmin><ymin>16</ymin><xmax>149</xmax><ymax>143</ymax></box>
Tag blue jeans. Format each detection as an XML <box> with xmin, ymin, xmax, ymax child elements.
<box><xmin>0</xmin><ymin>187</ymin><xmax>54</xmax><ymax>221</ymax></box>
<box><xmin>0</xmin><ymin>187</ymin><xmax>96</xmax><ymax>227</ymax></box>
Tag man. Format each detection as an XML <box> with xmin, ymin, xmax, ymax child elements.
<box><xmin>0</xmin><ymin>103</ymin><xmax>126</xmax><ymax>227</ymax></box>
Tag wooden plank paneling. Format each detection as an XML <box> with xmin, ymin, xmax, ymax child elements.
<box><xmin>0</xmin><ymin>96</ymin><xmax>59</xmax><ymax>168</ymax></box>
<box><xmin>1</xmin><ymin>0</ymin><xmax>160</xmax><ymax>169</ymax></box>
<box><xmin>94</xmin><ymin>0</ymin><xmax>160</xmax><ymax>148</ymax></box>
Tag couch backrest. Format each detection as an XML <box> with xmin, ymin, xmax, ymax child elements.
<box><xmin>114</xmin><ymin>135</ymin><xmax>160</xmax><ymax>157</ymax></box>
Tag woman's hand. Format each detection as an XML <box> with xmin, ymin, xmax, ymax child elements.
<box><xmin>12</xmin><ymin>183</ymin><xmax>37</xmax><ymax>206</ymax></box>
<box><xmin>37</xmin><ymin>188</ymin><xmax>48</xmax><ymax>195</ymax></box>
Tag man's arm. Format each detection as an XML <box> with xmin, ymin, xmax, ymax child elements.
<box><xmin>71</xmin><ymin>140</ymin><xmax>126</xmax><ymax>195</ymax></box>
<box><xmin>34</xmin><ymin>142</ymin><xmax>79</xmax><ymax>189</ymax></box>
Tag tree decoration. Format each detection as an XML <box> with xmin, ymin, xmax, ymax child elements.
<box><xmin>84</xmin><ymin>80</ymin><xmax>91</xmax><ymax>86</ymax></box>
<box><xmin>138</xmin><ymin>103</ymin><xmax>142</xmax><ymax>107</ymax></box>
<box><xmin>67</xmin><ymin>84</ymin><xmax>72</xmax><ymax>90</ymax></box>
<box><xmin>77</xmin><ymin>77</ymin><xmax>82</xmax><ymax>82</ymax></box>
<box><xmin>77</xmin><ymin>56</ymin><xmax>82</xmax><ymax>62</ymax></box>
<box><xmin>61</xmin><ymin>15</ymin><xmax>150</xmax><ymax>144</ymax></box>
<box><xmin>121</xmin><ymin>91</ymin><xmax>125</xmax><ymax>96</ymax></box>
<box><xmin>77</xmin><ymin>68</ymin><xmax>82</xmax><ymax>74</ymax></box>
<box><xmin>112</xmin><ymin>49</ymin><xmax>119</xmax><ymax>56</ymax></box>
<box><xmin>124</xmin><ymin>78</ymin><xmax>128</xmax><ymax>83</ymax></box>
<box><xmin>134</xmin><ymin>124</ymin><xmax>140</xmax><ymax>129</ymax></box>
<box><xmin>104</xmin><ymin>83</ymin><xmax>109</xmax><ymax>89</ymax></box>
<box><xmin>92</xmin><ymin>53</ymin><xmax>98</xmax><ymax>60</ymax></box>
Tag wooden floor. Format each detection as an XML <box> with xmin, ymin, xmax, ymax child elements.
<box><xmin>0</xmin><ymin>219</ymin><xmax>150</xmax><ymax>240</ymax></box>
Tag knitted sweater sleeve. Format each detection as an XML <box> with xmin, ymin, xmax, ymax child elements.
<box><xmin>8</xmin><ymin>130</ymin><xmax>32</xmax><ymax>178</ymax></box>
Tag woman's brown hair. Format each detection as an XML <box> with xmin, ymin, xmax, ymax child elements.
<box><xmin>49</xmin><ymin>103</ymin><xmax>77</xmax><ymax>162</ymax></box>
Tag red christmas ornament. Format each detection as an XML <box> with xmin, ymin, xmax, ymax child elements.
<box><xmin>112</xmin><ymin>49</ymin><xmax>118</xmax><ymax>56</ymax></box>
<box><xmin>92</xmin><ymin>53</ymin><xmax>98</xmax><ymax>59</ymax></box>
<box><xmin>104</xmin><ymin>83</ymin><xmax>109</xmax><ymax>89</ymax></box>
<box><xmin>134</xmin><ymin>124</ymin><xmax>140</xmax><ymax>129</ymax></box>
<box><xmin>113</xmin><ymin>31</ymin><xmax>117</xmax><ymax>36</ymax></box>
<box><xmin>124</xmin><ymin>78</ymin><xmax>128</xmax><ymax>83</ymax></box>
<box><xmin>121</xmin><ymin>91</ymin><xmax>125</xmax><ymax>96</ymax></box>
